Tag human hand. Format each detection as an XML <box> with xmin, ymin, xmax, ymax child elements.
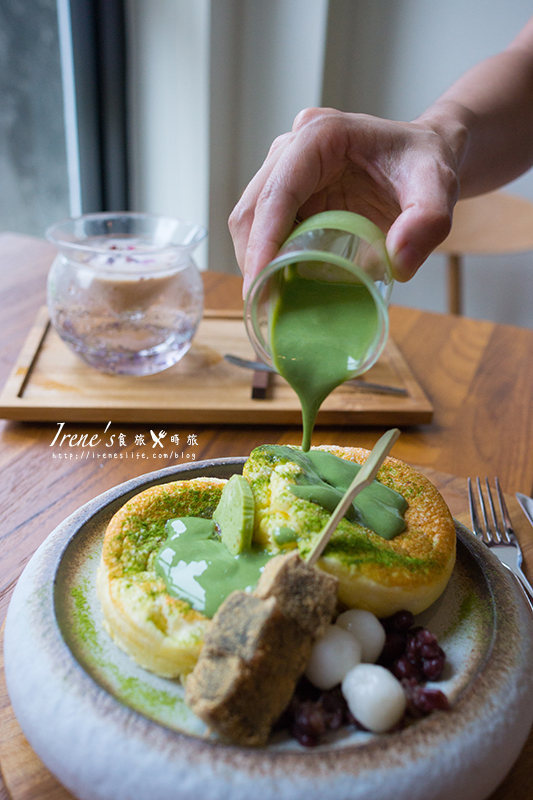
<box><xmin>229</xmin><ymin>107</ymin><xmax>463</xmax><ymax>294</ymax></box>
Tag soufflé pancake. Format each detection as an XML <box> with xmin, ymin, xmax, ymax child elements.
<box><xmin>97</xmin><ymin>446</ymin><xmax>456</xmax><ymax>680</ymax></box>
<box><xmin>244</xmin><ymin>445</ymin><xmax>456</xmax><ymax>619</ymax></box>
<box><xmin>97</xmin><ymin>477</ymin><xmax>225</xmax><ymax>679</ymax></box>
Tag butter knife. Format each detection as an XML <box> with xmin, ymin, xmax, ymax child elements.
<box><xmin>224</xmin><ymin>354</ymin><xmax>408</xmax><ymax>397</ymax></box>
<box><xmin>516</xmin><ymin>492</ymin><xmax>533</xmax><ymax>530</ymax></box>
<box><xmin>512</xmin><ymin>492</ymin><xmax>533</xmax><ymax>602</ymax></box>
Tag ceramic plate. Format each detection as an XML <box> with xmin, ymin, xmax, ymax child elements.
<box><xmin>4</xmin><ymin>458</ymin><xmax>533</xmax><ymax>800</ymax></box>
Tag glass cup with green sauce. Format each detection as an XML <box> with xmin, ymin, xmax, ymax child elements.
<box><xmin>244</xmin><ymin>211</ymin><xmax>394</xmax><ymax>450</ymax></box>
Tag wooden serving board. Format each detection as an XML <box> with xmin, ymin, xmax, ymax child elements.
<box><xmin>0</xmin><ymin>307</ymin><xmax>432</xmax><ymax>426</ymax></box>
<box><xmin>1</xmin><ymin>472</ymin><xmax>532</xmax><ymax>800</ymax></box>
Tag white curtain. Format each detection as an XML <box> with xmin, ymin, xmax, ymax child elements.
<box><xmin>126</xmin><ymin>0</ymin><xmax>328</xmax><ymax>272</ymax></box>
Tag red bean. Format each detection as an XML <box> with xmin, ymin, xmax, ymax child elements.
<box><xmin>392</xmin><ymin>655</ymin><xmax>424</xmax><ymax>682</ymax></box>
<box><xmin>382</xmin><ymin>610</ymin><xmax>414</xmax><ymax>632</ymax></box>
<box><xmin>403</xmin><ymin>682</ymin><xmax>450</xmax><ymax>716</ymax></box>
<box><xmin>379</xmin><ymin>631</ymin><xmax>407</xmax><ymax>664</ymax></box>
<box><xmin>278</xmin><ymin>614</ymin><xmax>449</xmax><ymax>747</ymax></box>
<box><xmin>422</xmin><ymin>656</ymin><xmax>445</xmax><ymax>681</ymax></box>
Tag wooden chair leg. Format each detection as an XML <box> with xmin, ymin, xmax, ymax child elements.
<box><xmin>447</xmin><ymin>254</ymin><xmax>462</xmax><ymax>315</ymax></box>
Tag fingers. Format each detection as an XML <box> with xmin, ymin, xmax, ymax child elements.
<box><xmin>386</xmin><ymin>204</ymin><xmax>453</xmax><ymax>281</ymax></box>
<box><xmin>236</xmin><ymin>151</ymin><xmax>322</xmax><ymax>296</ymax></box>
<box><xmin>241</xmin><ymin>148</ymin><xmax>317</xmax><ymax>294</ymax></box>
<box><xmin>230</xmin><ymin>108</ymin><xmax>346</xmax><ymax>296</ymax></box>
<box><xmin>386</xmin><ymin>157</ymin><xmax>458</xmax><ymax>281</ymax></box>
<box><xmin>229</xmin><ymin>108</ymin><xmax>461</xmax><ymax>289</ymax></box>
<box><xmin>229</xmin><ymin>132</ymin><xmax>292</xmax><ymax>277</ymax></box>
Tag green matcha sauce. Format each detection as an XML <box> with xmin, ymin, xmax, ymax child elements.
<box><xmin>155</xmin><ymin>450</ymin><xmax>406</xmax><ymax>616</ymax></box>
<box><xmin>155</xmin><ymin>517</ymin><xmax>272</xmax><ymax>617</ymax></box>
<box><xmin>270</xmin><ymin>265</ymin><xmax>379</xmax><ymax>450</ymax></box>
<box><xmin>273</xmin><ymin>525</ymin><xmax>298</xmax><ymax>545</ymax></box>
<box><xmin>263</xmin><ymin>445</ymin><xmax>407</xmax><ymax>540</ymax></box>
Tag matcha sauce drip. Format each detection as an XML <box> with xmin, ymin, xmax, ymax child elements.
<box><xmin>263</xmin><ymin>445</ymin><xmax>407</xmax><ymax>540</ymax></box>
<box><xmin>155</xmin><ymin>517</ymin><xmax>272</xmax><ymax>618</ymax></box>
<box><xmin>270</xmin><ymin>266</ymin><xmax>379</xmax><ymax>450</ymax></box>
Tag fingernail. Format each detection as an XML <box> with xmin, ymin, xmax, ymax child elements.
<box><xmin>242</xmin><ymin>272</ymin><xmax>252</xmax><ymax>300</ymax></box>
<box><xmin>388</xmin><ymin>242</ymin><xmax>421</xmax><ymax>282</ymax></box>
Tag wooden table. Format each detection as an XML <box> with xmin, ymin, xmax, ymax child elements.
<box><xmin>1</xmin><ymin>232</ymin><xmax>533</xmax><ymax>800</ymax></box>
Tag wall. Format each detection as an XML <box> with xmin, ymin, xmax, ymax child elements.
<box><xmin>126</xmin><ymin>0</ymin><xmax>211</xmax><ymax>267</ymax></box>
<box><xmin>126</xmin><ymin>0</ymin><xmax>329</xmax><ymax>271</ymax></box>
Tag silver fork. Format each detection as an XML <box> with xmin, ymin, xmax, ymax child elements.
<box><xmin>468</xmin><ymin>476</ymin><xmax>533</xmax><ymax>613</ymax></box>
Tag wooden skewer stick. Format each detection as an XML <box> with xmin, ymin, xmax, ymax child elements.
<box><xmin>306</xmin><ymin>428</ymin><xmax>401</xmax><ymax>567</ymax></box>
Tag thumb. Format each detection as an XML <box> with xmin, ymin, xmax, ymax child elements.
<box><xmin>386</xmin><ymin>203</ymin><xmax>454</xmax><ymax>282</ymax></box>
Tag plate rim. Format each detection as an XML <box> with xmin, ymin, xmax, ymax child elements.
<box><xmin>5</xmin><ymin>457</ymin><xmax>533</xmax><ymax>800</ymax></box>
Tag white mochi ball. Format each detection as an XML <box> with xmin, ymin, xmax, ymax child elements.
<box><xmin>336</xmin><ymin>609</ymin><xmax>386</xmax><ymax>663</ymax></box>
<box><xmin>342</xmin><ymin>663</ymin><xmax>407</xmax><ymax>733</ymax></box>
<box><xmin>305</xmin><ymin>625</ymin><xmax>362</xmax><ymax>690</ymax></box>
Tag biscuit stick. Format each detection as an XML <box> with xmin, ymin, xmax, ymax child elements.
<box><xmin>185</xmin><ymin>551</ymin><xmax>338</xmax><ymax>746</ymax></box>
<box><xmin>185</xmin><ymin>430</ymin><xmax>400</xmax><ymax>746</ymax></box>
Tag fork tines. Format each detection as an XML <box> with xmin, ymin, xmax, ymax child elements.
<box><xmin>468</xmin><ymin>476</ymin><xmax>513</xmax><ymax>545</ymax></box>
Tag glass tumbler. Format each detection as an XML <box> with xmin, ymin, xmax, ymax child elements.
<box><xmin>46</xmin><ymin>212</ymin><xmax>206</xmax><ymax>376</ymax></box>
<box><xmin>244</xmin><ymin>210</ymin><xmax>394</xmax><ymax>377</ymax></box>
